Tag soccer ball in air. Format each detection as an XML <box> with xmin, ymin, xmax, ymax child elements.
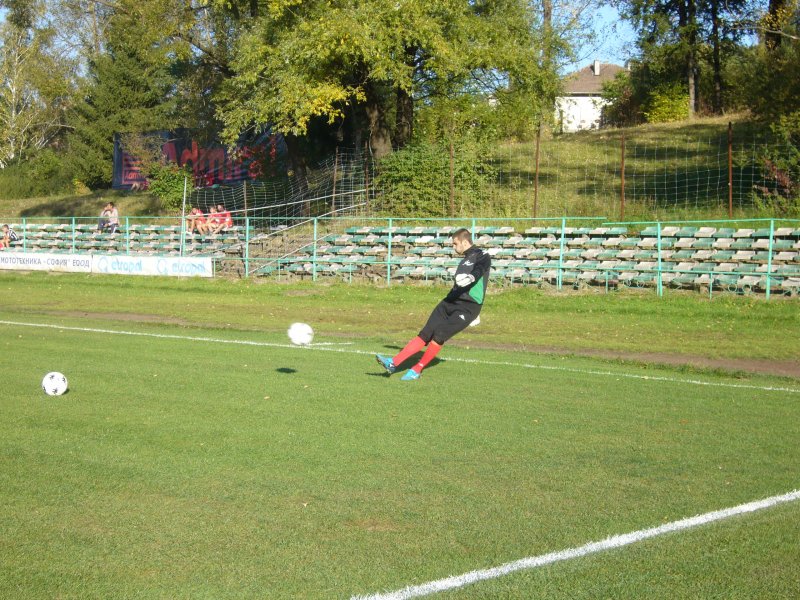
<box><xmin>42</xmin><ymin>372</ymin><xmax>68</xmax><ymax>396</ymax></box>
<box><xmin>287</xmin><ymin>322</ymin><xmax>314</xmax><ymax>346</ymax></box>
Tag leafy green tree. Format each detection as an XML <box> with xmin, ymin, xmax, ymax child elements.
<box><xmin>0</xmin><ymin>18</ymin><xmax>73</xmax><ymax>168</ymax></box>
<box><xmin>642</xmin><ymin>82</ymin><xmax>689</xmax><ymax>121</ymax></box>
<box><xmin>614</xmin><ymin>0</ymin><xmax>755</xmax><ymax>117</ymax></box>
<box><xmin>215</xmin><ymin>0</ymin><xmax>557</xmax><ymax>159</ymax></box>
<box><xmin>65</xmin><ymin>4</ymin><xmax>179</xmax><ymax>188</ymax></box>
<box><xmin>600</xmin><ymin>69</ymin><xmax>645</xmax><ymax>126</ymax></box>
<box><xmin>740</xmin><ymin>11</ymin><xmax>799</xmax><ymax>210</ymax></box>
<box><xmin>374</xmin><ymin>139</ymin><xmax>497</xmax><ymax>217</ymax></box>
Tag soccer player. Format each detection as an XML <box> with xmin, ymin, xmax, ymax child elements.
<box><xmin>376</xmin><ymin>227</ymin><xmax>491</xmax><ymax>381</ymax></box>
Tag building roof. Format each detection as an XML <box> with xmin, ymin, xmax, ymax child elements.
<box><xmin>563</xmin><ymin>61</ymin><xmax>626</xmax><ymax>96</ymax></box>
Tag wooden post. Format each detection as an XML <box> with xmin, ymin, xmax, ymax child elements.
<box><xmin>727</xmin><ymin>122</ymin><xmax>733</xmax><ymax>219</ymax></box>
<box><xmin>620</xmin><ymin>134</ymin><xmax>626</xmax><ymax>220</ymax></box>
<box><xmin>364</xmin><ymin>143</ymin><xmax>370</xmax><ymax>212</ymax></box>
<box><xmin>332</xmin><ymin>147</ymin><xmax>339</xmax><ymax>213</ymax></box>
<box><xmin>449</xmin><ymin>139</ymin><xmax>455</xmax><ymax>218</ymax></box>
<box><xmin>243</xmin><ymin>180</ymin><xmax>248</xmax><ymax>219</ymax></box>
<box><xmin>534</xmin><ymin>121</ymin><xmax>541</xmax><ymax>219</ymax></box>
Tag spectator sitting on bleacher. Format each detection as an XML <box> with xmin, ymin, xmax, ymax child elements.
<box><xmin>0</xmin><ymin>224</ymin><xmax>18</xmax><ymax>249</ymax></box>
<box><xmin>208</xmin><ymin>204</ymin><xmax>233</xmax><ymax>235</ymax></box>
<box><xmin>206</xmin><ymin>205</ymin><xmax>222</xmax><ymax>234</ymax></box>
<box><xmin>97</xmin><ymin>202</ymin><xmax>120</xmax><ymax>233</ymax></box>
<box><xmin>186</xmin><ymin>207</ymin><xmax>208</xmax><ymax>236</ymax></box>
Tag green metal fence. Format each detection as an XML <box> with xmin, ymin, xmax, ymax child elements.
<box><xmin>3</xmin><ymin>214</ymin><xmax>799</xmax><ymax>299</ymax></box>
<box><xmin>233</xmin><ymin>216</ymin><xmax>800</xmax><ymax>299</ymax></box>
<box><xmin>2</xmin><ymin>216</ymin><xmax>250</xmax><ymax>257</ymax></box>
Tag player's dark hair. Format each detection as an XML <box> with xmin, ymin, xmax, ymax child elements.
<box><xmin>452</xmin><ymin>228</ymin><xmax>473</xmax><ymax>244</ymax></box>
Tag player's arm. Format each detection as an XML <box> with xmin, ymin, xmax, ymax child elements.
<box><xmin>455</xmin><ymin>251</ymin><xmax>490</xmax><ymax>287</ymax></box>
<box><xmin>469</xmin><ymin>251</ymin><xmax>491</xmax><ymax>282</ymax></box>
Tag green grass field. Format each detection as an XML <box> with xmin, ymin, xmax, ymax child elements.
<box><xmin>1</xmin><ymin>273</ymin><xmax>799</xmax><ymax>598</ymax></box>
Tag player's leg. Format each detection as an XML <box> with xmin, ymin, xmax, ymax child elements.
<box><xmin>401</xmin><ymin>304</ymin><xmax>478</xmax><ymax>380</ymax></box>
<box><xmin>376</xmin><ymin>303</ymin><xmax>444</xmax><ymax>375</ymax></box>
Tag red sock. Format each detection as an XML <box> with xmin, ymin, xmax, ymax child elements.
<box><xmin>392</xmin><ymin>336</ymin><xmax>426</xmax><ymax>367</ymax></box>
<box><xmin>412</xmin><ymin>341</ymin><xmax>442</xmax><ymax>374</ymax></box>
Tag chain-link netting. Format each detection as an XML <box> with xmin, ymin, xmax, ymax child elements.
<box><xmin>181</xmin><ymin>137</ymin><xmax>796</xmax><ymax>225</ymax></box>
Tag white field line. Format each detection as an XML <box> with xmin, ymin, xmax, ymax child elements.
<box><xmin>351</xmin><ymin>489</ymin><xmax>800</xmax><ymax>600</ymax></box>
<box><xmin>2</xmin><ymin>319</ymin><xmax>799</xmax><ymax>395</ymax></box>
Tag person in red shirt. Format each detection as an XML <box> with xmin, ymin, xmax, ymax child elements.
<box><xmin>186</xmin><ymin>207</ymin><xmax>208</xmax><ymax>235</ymax></box>
<box><xmin>209</xmin><ymin>204</ymin><xmax>233</xmax><ymax>234</ymax></box>
<box><xmin>206</xmin><ymin>205</ymin><xmax>222</xmax><ymax>234</ymax></box>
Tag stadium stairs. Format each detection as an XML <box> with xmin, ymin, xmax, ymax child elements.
<box><xmin>4</xmin><ymin>222</ymin><xmax>249</xmax><ymax>259</ymax></box>
<box><xmin>239</xmin><ymin>223</ymin><xmax>800</xmax><ymax>296</ymax></box>
<box><xmin>5</xmin><ymin>220</ymin><xmax>800</xmax><ymax>296</ymax></box>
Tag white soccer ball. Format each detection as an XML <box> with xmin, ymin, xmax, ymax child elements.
<box><xmin>287</xmin><ymin>322</ymin><xmax>314</xmax><ymax>346</ymax></box>
<box><xmin>42</xmin><ymin>371</ymin><xmax>68</xmax><ymax>396</ymax></box>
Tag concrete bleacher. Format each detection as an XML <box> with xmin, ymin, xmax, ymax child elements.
<box><xmin>4</xmin><ymin>222</ymin><xmax>248</xmax><ymax>258</ymax></box>
<box><xmin>278</xmin><ymin>224</ymin><xmax>800</xmax><ymax>295</ymax></box>
<box><xmin>5</xmin><ymin>220</ymin><xmax>799</xmax><ymax>294</ymax></box>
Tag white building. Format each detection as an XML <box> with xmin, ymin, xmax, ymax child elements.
<box><xmin>555</xmin><ymin>60</ymin><xmax>625</xmax><ymax>133</ymax></box>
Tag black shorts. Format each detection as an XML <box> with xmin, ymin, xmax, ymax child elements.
<box><xmin>419</xmin><ymin>299</ymin><xmax>481</xmax><ymax>345</ymax></box>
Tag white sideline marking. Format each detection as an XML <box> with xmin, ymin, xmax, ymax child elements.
<box><xmin>351</xmin><ymin>489</ymin><xmax>800</xmax><ymax>600</ymax></box>
<box><xmin>1</xmin><ymin>319</ymin><xmax>799</xmax><ymax>395</ymax></box>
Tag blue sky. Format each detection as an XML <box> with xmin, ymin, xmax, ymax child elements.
<box><xmin>586</xmin><ymin>5</ymin><xmax>638</xmax><ymax>66</ymax></box>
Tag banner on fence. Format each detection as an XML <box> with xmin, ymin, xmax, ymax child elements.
<box><xmin>0</xmin><ymin>252</ymin><xmax>92</xmax><ymax>273</ymax></box>
<box><xmin>0</xmin><ymin>252</ymin><xmax>212</xmax><ymax>278</ymax></box>
<box><xmin>112</xmin><ymin>129</ymin><xmax>287</xmax><ymax>190</ymax></box>
<box><xmin>91</xmin><ymin>255</ymin><xmax>212</xmax><ymax>277</ymax></box>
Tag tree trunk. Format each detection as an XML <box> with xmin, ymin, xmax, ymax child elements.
<box><xmin>542</xmin><ymin>0</ymin><xmax>553</xmax><ymax>67</ymax></box>
<box><xmin>283</xmin><ymin>133</ymin><xmax>309</xmax><ymax>215</ymax></box>
<box><xmin>365</xmin><ymin>96</ymin><xmax>392</xmax><ymax>159</ymax></box>
<box><xmin>686</xmin><ymin>0</ymin><xmax>698</xmax><ymax>118</ymax></box>
<box><xmin>394</xmin><ymin>87</ymin><xmax>413</xmax><ymax>149</ymax></box>
<box><xmin>394</xmin><ymin>46</ymin><xmax>416</xmax><ymax>148</ymax></box>
<box><xmin>711</xmin><ymin>0</ymin><xmax>723</xmax><ymax>114</ymax></box>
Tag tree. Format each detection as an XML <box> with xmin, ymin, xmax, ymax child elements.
<box><xmin>215</xmin><ymin>0</ymin><xmax>558</xmax><ymax>159</ymax></box>
<box><xmin>0</xmin><ymin>18</ymin><xmax>73</xmax><ymax>168</ymax></box>
<box><xmin>614</xmin><ymin>0</ymin><xmax>755</xmax><ymax>117</ymax></box>
<box><xmin>65</xmin><ymin>3</ymin><xmax>179</xmax><ymax>188</ymax></box>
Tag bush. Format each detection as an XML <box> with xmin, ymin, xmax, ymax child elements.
<box><xmin>374</xmin><ymin>140</ymin><xmax>496</xmax><ymax>217</ymax></box>
<box><xmin>752</xmin><ymin>111</ymin><xmax>800</xmax><ymax>216</ymax></box>
<box><xmin>601</xmin><ymin>71</ymin><xmax>643</xmax><ymax>127</ymax></box>
<box><xmin>0</xmin><ymin>150</ymin><xmax>75</xmax><ymax>199</ymax></box>
<box><xmin>146</xmin><ymin>164</ymin><xmax>192</xmax><ymax>212</ymax></box>
<box><xmin>643</xmin><ymin>84</ymin><xmax>690</xmax><ymax>123</ymax></box>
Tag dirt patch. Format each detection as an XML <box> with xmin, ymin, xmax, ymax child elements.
<box><xmin>50</xmin><ymin>311</ymin><xmax>800</xmax><ymax>380</ymax></box>
<box><xmin>457</xmin><ymin>342</ymin><xmax>800</xmax><ymax>380</ymax></box>
<box><xmin>57</xmin><ymin>311</ymin><xmax>197</xmax><ymax>326</ymax></box>
<box><xmin>573</xmin><ymin>350</ymin><xmax>800</xmax><ymax>379</ymax></box>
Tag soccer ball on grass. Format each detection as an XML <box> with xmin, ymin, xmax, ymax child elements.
<box><xmin>287</xmin><ymin>322</ymin><xmax>314</xmax><ymax>346</ymax></box>
<box><xmin>42</xmin><ymin>372</ymin><xmax>68</xmax><ymax>396</ymax></box>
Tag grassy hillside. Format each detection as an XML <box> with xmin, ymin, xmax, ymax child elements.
<box><xmin>0</xmin><ymin>114</ymin><xmax>785</xmax><ymax>222</ymax></box>
<box><xmin>491</xmin><ymin>113</ymin><xmax>781</xmax><ymax>221</ymax></box>
<box><xmin>0</xmin><ymin>189</ymin><xmax>168</xmax><ymax>220</ymax></box>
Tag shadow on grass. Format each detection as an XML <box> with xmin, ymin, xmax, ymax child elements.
<box><xmin>372</xmin><ymin>349</ymin><xmax>445</xmax><ymax>377</ymax></box>
<box><xmin>20</xmin><ymin>193</ymin><xmax>163</xmax><ymax>218</ymax></box>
